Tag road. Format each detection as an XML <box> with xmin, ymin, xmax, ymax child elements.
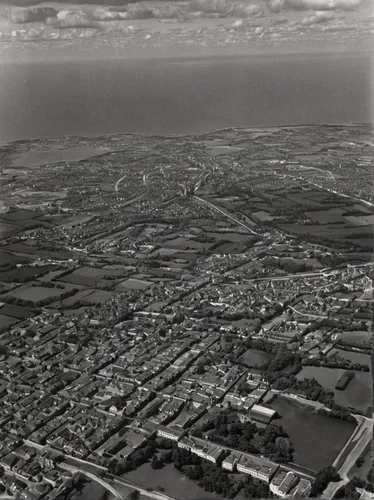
<box><xmin>288</xmin><ymin>305</ymin><xmax>328</xmax><ymax>320</ymax></box>
<box><xmin>115</xmin><ymin>173</ymin><xmax>128</xmax><ymax>193</ymax></box>
<box><xmin>111</xmin><ymin>476</ymin><xmax>178</xmax><ymax>500</ymax></box>
<box><xmin>194</xmin><ymin>195</ymin><xmax>259</xmax><ymax>235</ymax></box>
<box><xmin>305</xmin><ymin>179</ymin><xmax>374</xmax><ymax>209</ymax></box>
<box><xmin>281</xmin><ymin>393</ymin><xmax>331</xmax><ymax>412</ymax></box>
<box><xmin>61</xmin><ymin>462</ymin><xmax>123</xmax><ymax>499</ymax></box>
<box><xmin>301</xmin><ymin>165</ymin><xmax>336</xmax><ymax>181</ymax></box>
<box><xmin>322</xmin><ymin>415</ymin><xmax>373</xmax><ymax>500</ymax></box>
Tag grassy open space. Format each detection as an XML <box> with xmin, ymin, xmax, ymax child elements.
<box><xmin>348</xmin><ymin>441</ymin><xmax>373</xmax><ymax>482</ymax></box>
<box><xmin>4</xmin><ymin>285</ymin><xmax>67</xmax><ymax>303</ymax></box>
<box><xmin>330</xmin><ymin>349</ymin><xmax>371</xmax><ymax>366</ymax></box>
<box><xmin>336</xmin><ymin>330</ymin><xmax>372</xmax><ymax>347</ymax></box>
<box><xmin>268</xmin><ymin>396</ymin><xmax>356</xmax><ymax>471</ymax></box>
<box><xmin>237</xmin><ymin>348</ymin><xmax>273</xmax><ymax>368</ymax></box>
<box><xmin>68</xmin><ymin>480</ymin><xmax>108</xmax><ymax>500</ymax></box>
<box><xmin>124</xmin><ymin>463</ymin><xmax>231</xmax><ymax>500</ymax></box>
<box><xmin>297</xmin><ymin>366</ymin><xmax>372</xmax><ymax>414</ymax></box>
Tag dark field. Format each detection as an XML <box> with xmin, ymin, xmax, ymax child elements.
<box><xmin>0</xmin><ymin>303</ymin><xmax>37</xmax><ymax>319</ymax></box>
<box><xmin>237</xmin><ymin>348</ymin><xmax>273</xmax><ymax>368</ymax></box>
<box><xmin>59</xmin><ymin>266</ymin><xmax>125</xmax><ymax>287</ymax></box>
<box><xmin>124</xmin><ymin>463</ymin><xmax>234</xmax><ymax>500</ymax></box>
<box><xmin>268</xmin><ymin>396</ymin><xmax>356</xmax><ymax>471</ymax></box>
<box><xmin>0</xmin><ymin>265</ymin><xmax>56</xmax><ymax>282</ymax></box>
<box><xmin>336</xmin><ymin>330</ymin><xmax>372</xmax><ymax>346</ymax></box>
<box><xmin>0</xmin><ymin>314</ymin><xmax>19</xmax><ymax>330</ymax></box>
<box><xmin>297</xmin><ymin>366</ymin><xmax>372</xmax><ymax>414</ymax></box>
<box><xmin>0</xmin><ymin>251</ymin><xmax>31</xmax><ymax>267</ymax></box>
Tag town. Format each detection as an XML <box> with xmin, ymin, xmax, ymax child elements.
<box><xmin>0</xmin><ymin>124</ymin><xmax>372</xmax><ymax>500</ymax></box>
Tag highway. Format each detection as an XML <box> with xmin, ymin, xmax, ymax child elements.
<box><xmin>194</xmin><ymin>195</ymin><xmax>259</xmax><ymax>235</ymax></box>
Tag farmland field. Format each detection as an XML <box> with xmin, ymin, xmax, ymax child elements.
<box><xmin>3</xmin><ymin>285</ymin><xmax>67</xmax><ymax>303</ymax></box>
<box><xmin>0</xmin><ymin>314</ymin><xmax>19</xmax><ymax>329</ymax></box>
<box><xmin>237</xmin><ymin>349</ymin><xmax>273</xmax><ymax>368</ymax></box>
<box><xmin>117</xmin><ymin>278</ymin><xmax>153</xmax><ymax>290</ymax></box>
<box><xmin>297</xmin><ymin>366</ymin><xmax>372</xmax><ymax>414</ymax></box>
<box><xmin>205</xmin><ymin>232</ymin><xmax>250</xmax><ymax>242</ymax></box>
<box><xmin>61</xmin><ymin>288</ymin><xmax>113</xmax><ymax>305</ymax></box>
<box><xmin>329</xmin><ymin>349</ymin><xmax>371</xmax><ymax>366</ymax></box>
<box><xmin>80</xmin><ymin>290</ymin><xmax>113</xmax><ymax>304</ymax></box>
<box><xmin>268</xmin><ymin>396</ymin><xmax>356</xmax><ymax>471</ymax></box>
<box><xmin>0</xmin><ymin>222</ymin><xmax>19</xmax><ymax>238</ymax></box>
<box><xmin>163</xmin><ymin>237</ymin><xmax>208</xmax><ymax>251</ymax></box>
<box><xmin>0</xmin><ymin>304</ymin><xmax>36</xmax><ymax>319</ymax></box>
<box><xmin>336</xmin><ymin>330</ymin><xmax>372</xmax><ymax>346</ymax></box>
<box><xmin>0</xmin><ymin>251</ymin><xmax>31</xmax><ymax>266</ymax></box>
<box><xmin>0</xmin><ymin>265</ymin><xmax>56</xmax><ymax>282</ymax></box>
<box><xmin>306</xmin><ymin>208</ymin><xmax>347</xmax><ymax>224</ymax></box>
<box><xmin>59</xmin><ymin>266</ymin><xmax>124</xmax><ymax>286</ymax></box>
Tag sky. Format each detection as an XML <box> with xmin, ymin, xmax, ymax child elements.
<box><xmin>0</xmin><ymin>0</ymin><xmax>372</xmax><ymax>59</ymax></box>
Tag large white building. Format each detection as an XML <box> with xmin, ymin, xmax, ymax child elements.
<box><xmin>236</xmin><ymin>453</ymin><xmax>279</xmax><ymax>483</ymax></box>
<box><xmin>222</xmin><ymin>451</ymin><xmax>242</xmax><ymax>472</ymax></box>
<box><xmin>156</xmin><ymin>425</ymin><xmax>183</xmax><ymax>441</ymax></box>
<box><xmin>250</xmin><ymin>404</ymin><xmax>276</xmax><ymax>423</ymax></box>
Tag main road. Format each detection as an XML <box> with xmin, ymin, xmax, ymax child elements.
<box><xmin>322</xmin><ymin>414</ymin><xmax>373</xmax><ymax>500</ymax></box>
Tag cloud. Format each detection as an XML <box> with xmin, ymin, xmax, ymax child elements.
<box><xmin>301</xmin><ymin>10</ymin><xmax>335</xmax><ymax>23</ymax></box>
<box><xmin>232</xmin><ymin>3</ymin><xmax>263</xmax><ymax>16</ymax></box>
<box><xmin>152</xmin><ymin>4</ymin><xmax>188</xmax><ymax>20</ymax></box>
<box><xmin>45</xmin><ymin>10</ymin><xmax>100</xmax><ymax>28</ymax></box>
<box><xmin>5</xmin><ymin>1</ymin><xmax>267</xmax><ymax>24</ymax></box>
<box><xmin>270</xmin><ymin>15</ymin><xmax>289</xmax><ymax>23</ymax></box>
<box><xmin>187</xmin><ymin>0</ymin><xmax>263</xmax><ymax>18</ymax></box>
<box><xmin>266</xmin><ymin>0</ymin><xmax>364</xmax><ymax>11</ymax></box>
<box><xmin>7</xmin><ymin>6</ymin><xmax>57</xmax><ymax>23</ymax></box>
<box><xmin>187</xmin><ymin>0</ymin><xmax>232</xmax><ymax>14</ymax></box>
<box><xmin>86</xmin><ymin>7</ymin><xmax>127</xmax><ymax>20</ymax></box>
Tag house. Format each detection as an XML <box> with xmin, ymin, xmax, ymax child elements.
<box><xmin>270</xmin><ymin>470</ymin><xmax>299</xmax><ymax>497</ymax></box>
<box><xmin>290</xmin><ymin>477</ymin><xmax>312</xmax><ymax>497</ymax></box>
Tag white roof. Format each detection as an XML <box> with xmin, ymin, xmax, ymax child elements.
<box><xmin>251</xmin><ymin>404</ymin><xmax>276</xmax><ymax>416</ymax></box>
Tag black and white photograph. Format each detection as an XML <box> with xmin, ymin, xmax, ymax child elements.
<box><xmin>0</xmin><ymin>0</ymin><xmax>373</xmax><ymax>499</ymax></box>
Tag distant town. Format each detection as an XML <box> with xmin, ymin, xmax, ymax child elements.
<box><xmin>0</xmin><ymin>124</ymin><xmax>372</xmax><ymax>500</ymax></box>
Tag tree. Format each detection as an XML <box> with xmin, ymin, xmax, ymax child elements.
<box><xmin>310</xmin><ymin>466</ymin><xmax>340</xmax><ymax>497</ymax></box>
<box><xmin>151</xmin><ymin>455</ymin><xmax>163</xmax><ymax>469</ymax></box>
<box><xmin>127</xmin><ymin>491</ymin><xmax>140</xmax><ymax>500</ymax></box>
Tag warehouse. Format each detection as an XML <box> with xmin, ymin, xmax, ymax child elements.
<box><xmin>250</xmin><ymin>404</ymin><xmax>277</xmax><ymax>424</ymax></box>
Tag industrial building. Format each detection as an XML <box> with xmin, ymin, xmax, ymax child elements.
<box><xmin>250</xmin><ymin>404</ymin><xmax>277</xmax><ymax>423</ymax></box>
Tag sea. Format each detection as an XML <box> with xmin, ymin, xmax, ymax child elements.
<box><xmin>0</xmin><ymin>51</ymin><xmax>372</xmax><ymax>145</ymax></box>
